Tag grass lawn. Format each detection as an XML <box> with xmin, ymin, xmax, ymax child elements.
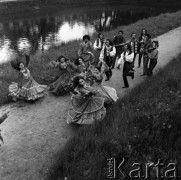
<box><xmin>48</xmin><ymin>53</ymin><xmax>181</xmax><ymax>180</ymax></box>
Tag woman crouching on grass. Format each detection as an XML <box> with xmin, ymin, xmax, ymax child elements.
<box><xmin>117</xmin><ymin>44</ymin><xmax>134</xmax><ymax>88</ymax></box>
<box><xmin>147</xmin><ymin>40</ymin><xmax>159</xmax><ymax>76</ymax></box>
<box><xmin>67</xmin><ymin>76</ymin><xmax>106</xmax><ymax>125</ymax></box>
<box><xmin>9</xmin><ymin>55</ymin><xmax>47</xmax><ymax>102</ymax></box>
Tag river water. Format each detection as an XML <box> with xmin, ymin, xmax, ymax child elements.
<box><xmin>0</xmin><ymin>3</ymin><xmax>180</xmax><ymax>63</ymax></box>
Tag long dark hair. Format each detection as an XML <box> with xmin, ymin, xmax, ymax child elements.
<box><xmin>11</xmin><ymin>54</ymin><xmax>30</xmax><ymax>71</ymax></box>
<box><xmin>56</xmin><ymin>55</ymin><xmax>67</xmax><ymax>63</ymax></box>
<box><xmin>141</xmin><ymin>29</ymin><xmax>148</xmax><ymax>36</ymax></box>
<box><xmin>83</xmin><ymin>35</ymin><xmax>90</xmax><ymax>41</ymax></box>
<box><xmin>74</xmin><ymin>57</ymin><xmax>84</xmax><ymax>66</ymax></box>
<box><xmin>124</xmin><ymin>43</ymin><xmax>132</xmax><ymax>55</ymax></box>
<box><xmin>71</xmin><ymin>75</ymin><xmax>86</xmax><ymax>90</ymax></box>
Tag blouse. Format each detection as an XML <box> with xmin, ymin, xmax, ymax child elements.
<box><xmin>118</xmin><ymin>51</ymin><xmax>134</xmax><ymax>64</ymax></box>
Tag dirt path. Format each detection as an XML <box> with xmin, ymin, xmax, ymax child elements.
<box><xmin>0</xmin><ymin>26</ymin><xmax>181</xmax><ymax>180</ymax></box>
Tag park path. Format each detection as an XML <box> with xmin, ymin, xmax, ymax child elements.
<box><xmin>0</xmin><ymin>26</ymin><xmax>181</xmax><ymax>180</ymax></box>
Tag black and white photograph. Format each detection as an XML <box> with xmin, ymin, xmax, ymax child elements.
<box><xmin>0</xmin><ymin>0</ymin><xmax>181</xmax><ymax>179</ymax></box>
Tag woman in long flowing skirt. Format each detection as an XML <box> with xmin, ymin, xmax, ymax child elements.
<box><xmin>49</xmin><ymin>56</ymin><xmax>80</xmax><ymax>96</ymax></box>
<box><xmin>9</xmin><ymin>59</ymin><xmax>47</xmax><ymax>101</ymax></box>
<box><xmin>67</xmin><ymin>76</ymin><xmax>106</xmax><ymax>124</ymax></box>
<box><xmin>91</xmin><ymin>65</ymin><xmax>118</xmax><ymax>105</ymax></box>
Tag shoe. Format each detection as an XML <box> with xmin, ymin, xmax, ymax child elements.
<box><xmin>109</xmin><ymin>72</ymin><xmax>112</xmax><ymax>78</ymax></box>
<box><xmin>131</xmin><ymin>73</ymin><xmax>134</xmax><ymax>79</ymax></box>
<box><xmin>137</xmin><ymin>66</ymin><xmax>140</xmax><ymax>68</ymax></box>
<box><xmin>122</xmin><ymin>86</ymin><xmax>129</xmax><ymax>88</ymax></box>
<box><xmin>117</xmin><ymin>65</ymin><xmax>120</xmax><ymax>69</ymax></box>
<box><xmin>105</xmin><ymin>78</ymin><xmax>110</xmax><ymax>81</ymax></box>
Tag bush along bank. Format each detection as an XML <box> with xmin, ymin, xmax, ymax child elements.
<box><xmin>48</xmin><ymin>53</ymin><xmax>181</xmax><ymax>180</ymax></box>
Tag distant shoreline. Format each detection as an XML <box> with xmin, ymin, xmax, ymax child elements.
<box><xmin>0</xmin><ymin>0</ymin><xmax>180</xmax><ymax>16</ymax></box>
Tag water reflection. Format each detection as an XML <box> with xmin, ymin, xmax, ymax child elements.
<box><xmin>55</xmin><ymin>22</ymin><xmax>95</xmax><ymax>44</ymax></box>
<box><xmin>0</xmin><ymin>39</ymin><xmax>15</xmax><ymax>64</ymax></box>
<box><xmin>0</xmin><ymin>6</ymin><xmax>177</xmax><ymax>63</ymax></box>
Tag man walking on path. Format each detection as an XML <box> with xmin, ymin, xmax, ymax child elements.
<box><xmin>140</xmin><ymin>34</ymin><xmax>152</xmax><ymax>76</ymax></box>
<box><xmin>126</xmin><ymin>33</ymin><xmax>139</xmax><ymax>65</ymax></box>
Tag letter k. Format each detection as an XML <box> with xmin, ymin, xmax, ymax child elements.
<box><xmin>118</xmin><ymin>157</ymin><xmax>129</xmax><ymax>178</ymax></box>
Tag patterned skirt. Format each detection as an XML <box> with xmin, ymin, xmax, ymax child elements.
<box><xmin>49</xmin><ymin>71</ymin><xmax>77</xmax><ymax>96</ymax></box>
<box><xmin>94</xmin><ymin>84</ymin><xmax>118</xmax><ymax>104</ymax></box>
<box><xmin>67</xmin><ymin>93</ymin><xmax>106</xmax><ymax>124</ymax></box>
<box><xmin>9</xmin><ymin>77</ymin><xmax>47</xmax><ymax>101</ymax></box>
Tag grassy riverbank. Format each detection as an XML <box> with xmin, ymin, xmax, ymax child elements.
<box><xmin>48</xmin><ymin>53</ymin><xmax>181</xmax><ymax>180</ymax></box>
<box><xmin>1</xmin><ymin>10</ymin><xmax>181</xmax><ymax>106</ymax></box>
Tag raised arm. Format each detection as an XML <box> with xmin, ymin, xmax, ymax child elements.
<box><xmin>25</xmin><ymin>54</ymin><xmax>30</xmax><ymax>67</ymax></box>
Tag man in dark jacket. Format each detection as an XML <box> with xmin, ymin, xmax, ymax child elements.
<box><xmin>111</xmin><ymin>30</ymin><xmax>125</xmax><ymax>69</ymax></box>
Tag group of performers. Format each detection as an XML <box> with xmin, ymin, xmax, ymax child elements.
<box><xmin>8</xmin><ymin>29</ymin><xmax>159</xmax><ymax>124</ymax></box>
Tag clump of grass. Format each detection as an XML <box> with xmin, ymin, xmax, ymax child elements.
<box><xmin>48</xmin><ymin>54</ymin><xmax>181</xmax><ymax>180</ymax></box>
<box><xmin>1</xmin><ymin>10</ymin><xmax>181</xmax><ymax>106</ymax></box>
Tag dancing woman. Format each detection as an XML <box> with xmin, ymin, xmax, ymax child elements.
<box><xmin>78</xmin><ymin>35</ymin><xmax>95</xmax><ymax>68</ymax></box>
<box><xmin>49</xmin><ymin>56</ymin><xmax>79</xmax><ymax>96</ymax></box>
<box><xmin>67</xmin><ymin>76</ymin><xmax>106</xmax><ymax>124</ymax></box>
<box><xmin>117</xmin><ymin>44</ymin><xmax>134</xmax><ymax>88</ymax></box>
<box><xmin>9</xmin><ymin>55</ymin><xmax>47</xmax><ymax>102</ymax></box>
<box><xmin>74</xmin><ymin>57</ymin><xmax>86</xmax><ymax>74</ymax></box>
<box><xmin>91</xmin><ymin>67</ymin><xmax>118</xmax><ymax>105</ymax></box>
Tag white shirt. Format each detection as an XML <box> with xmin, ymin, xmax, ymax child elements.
<box><xmin>118</xmin><ymin>51</ymin><xmax>134</xmax><ymax>65</ymax></box>
<box><xmin>99</xmin><ymin>44</ymin><xmax>116</xmax><ymax>61</ymax></box>
<box><xmin>93</xmin><ymin>39</ymin><xmax>102</xmax><ymax>50</ymax></box>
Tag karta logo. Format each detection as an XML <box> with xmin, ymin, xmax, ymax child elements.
<box><xmin>107</xmin><ymin>157</ymin><xmax>180</xmax><ymax>179</ymax></box>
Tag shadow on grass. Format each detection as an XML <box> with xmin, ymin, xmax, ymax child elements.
<box><xmin>48</xmin><ymin>54</ymin><xmax>181</xmax><ymax>180</ymax></box>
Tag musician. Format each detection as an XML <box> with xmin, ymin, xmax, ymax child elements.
<box><xmin>93</xmin><ymin>33</ymin><xmax>105</xmax><ymax>51</ymax></box>
<box><xmin>126</xmin><ymin>33</ymin><xmax>139</xmax><ymax>65</ymax></box>
<box><xmin>138</xmin><ymin>29</ymin><xmax>148</xmax><ymax>68</ymax></box>
<box><xmin>147</xmin><ymin>41</ymin><xmax>159</xmax><ymax>76</ymax></box>
<box><xmin>140</xmin><ymin>34</ymin><xmax>152</xmax><ymax>76</ymax></box>
<box><xmin>111</xmin><ymin>30</ymin><xmax>125</xmax><ymax>69</ymax></box>
<box><xmin>93</xmin><ymin>33</ymin><xmax>105</xmax><ymax>65</ymax></box>
<box><xmin>118</xmin><ymin>44</ymin><xmax>134</xmax><ymax>88</ymax></box>
<box><xmin>99</xmin><ymin>39</ymin><xmax>116</xmax><ymax>81</ymax></box>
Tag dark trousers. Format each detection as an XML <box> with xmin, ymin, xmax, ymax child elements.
<box><xmin>111</xmin><ymin>56</ymin><xmax>117</xmax><ymax>69</ymax></box>
<box><xmin>122</xmin><ymin>62</ymin><xmax>134</xmax><ymax>87</ymax></box>
<box><xmin>133</xmin><ymin>53</ymin><xmax>138</xmax><ymax>64</ymax></box>
<box><xmin>143</xmin><ymin>55</ymin><xmax>149</xmax><ymax>75</ymax></box>
<box><xmin>105</xmin><ymin>56</ymin><xmax>113</xmax><ymax>79</ymax></box>
<box><xmin>94</xmin><ymin>50</ymin><xmax>101</xmax><ymax>66</ymax></box>
<box><xmin>138</xmin><ymin>53</ymin><xmax>142</xmax><ymax>67</ymax></box>
<box><xmin>147</xmin><ymin>59</ymin><xmax>157</xmax><ymax>76</ymax></box>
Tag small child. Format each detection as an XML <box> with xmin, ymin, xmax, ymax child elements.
<box><xmin>147</xmin><ymin>41</ymin><xmax>159</xmax><ymax>76</ymax></box>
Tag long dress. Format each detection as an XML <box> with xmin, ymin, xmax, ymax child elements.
<box><xmin>9</xmin><ymin>68</ymin><xmax>47</xmax><ymax>101</ymax></box>
<box><xmin>49</xmin><ymin>62</ymin><xmax>79</xmax><ymax>96</ymax></box>
<box><xmin>93</xmin><ymin>73</ymin><xmax>118</xmax><ymax>104</ymax></box>
<box><xmin>67</xmin><ymin>85</ymin><xmax>106</xmax><ymax>124</ymax></box>
<box><xmin>78</xmin><ymin>41</ymin><xmax>95</xmax><ymax>68</ymax></box>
